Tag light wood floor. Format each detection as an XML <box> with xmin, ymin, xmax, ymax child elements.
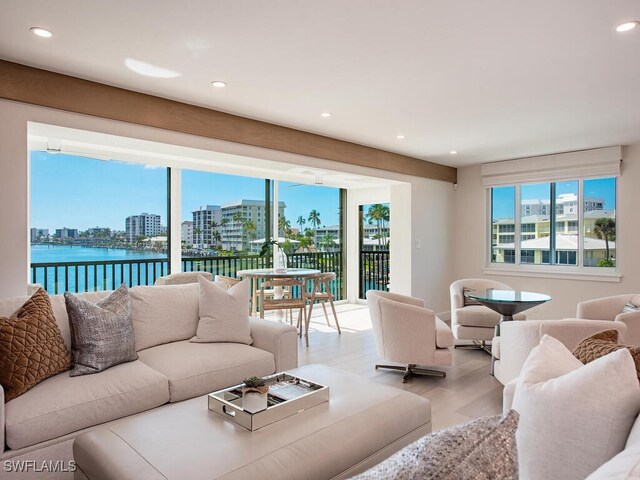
<box><xmin>283</xmin><ymin>302</ymin><xmax>504</xmax><ymax>431</ymax></box>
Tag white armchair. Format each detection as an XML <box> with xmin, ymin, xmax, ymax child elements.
<box><xmin>492</xmin><ymin>319</ymin><xmax>628</xmax><ymax>385</ymax></box>
<box><xmin>450</xmin><ymin>278</ymin><xmax>525</xmax><ymax>351</ymax></box>
<box><xmin>366</xmin><ymin>290</ymin><xmax>453</xmax><ymax>382</ymax></box>
<box><xmin>575</xmin><ymin>294</ymin><xmax>640</xmax><ymax>345</ymax></box>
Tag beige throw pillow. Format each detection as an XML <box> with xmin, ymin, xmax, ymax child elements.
<box><xmin>190</xmin><ymin>276</ymin><xmax>252</xmax><ymax>345</ymax></box>
<box><xmin>513</xmin><ymin>335</ymin><xmax>640</xmax><ymax>480</ymax></box>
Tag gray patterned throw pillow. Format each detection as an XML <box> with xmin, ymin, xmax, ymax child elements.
<box><xmin>64</xmin><ymin>284</ymin><xmax>137</xmax><ymax>377</ymax></box>
<box><xmin>351</xmin><ymin>410</ymin><xmax>519</xmax><ymax>480</ymax></box>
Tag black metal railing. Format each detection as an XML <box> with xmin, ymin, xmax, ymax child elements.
<box><xmin>359</xmin><ymin>250</ymin><xmax>390</xmax><ymax>299</ymax></box>
<box><xmin>31</xmin><ymin>251</ymin><xmax>344</xmax><ymax>299</ymax></box>
<box><xmin>31</xmin><ymin>258</ymin><xmax>169</xmax><ymax>294</ymax></box>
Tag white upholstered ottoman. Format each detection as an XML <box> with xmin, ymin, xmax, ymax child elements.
<box><xmin>73</xmin><ymin>364</ymin><xmax>431</xmax><ymax>480</ymax></box>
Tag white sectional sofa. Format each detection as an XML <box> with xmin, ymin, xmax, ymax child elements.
<box><xmin>0</xmin><ymin>283</ymin><xmax>298</xmax><ymax>470</ymax></box>
<box><xmin>492</xmin><ymin>318</ymin><xmax>627</xmax><ymax>385</ymax></box>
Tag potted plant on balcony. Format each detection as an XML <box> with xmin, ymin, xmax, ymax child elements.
<box><xmin>241</xmin><ymin>376</ymin><xmax>269</xmax><ymax>413</ymax></box>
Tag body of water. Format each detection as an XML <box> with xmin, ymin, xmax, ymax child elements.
<box><xmin>31</xmin><ymin>245</ymin><xmax>165</xmax><ymax>263</ymax></box>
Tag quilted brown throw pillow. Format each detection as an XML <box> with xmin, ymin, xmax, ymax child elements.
<box><xmin>573</xmin><ymin>329</ymin><xmax>640</xmax><ymax>380</ymax></box>
<box><xmin>65</xmin><ymin>284</ymin><xmax>137</xmax><ymax>377</ymax></box>
<box><xmin>0</xmin><ymin>288</ymin><xmax>71</xmax><ymax>402</ymax></box>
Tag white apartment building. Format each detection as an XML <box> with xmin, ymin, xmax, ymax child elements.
<box><xmin>191</xmin><ymin>205</ymin><xmax>222</xmax><ymax>249</ymax></box>
<box><xmin>181</xmin><ymin>221</ymin><xmax>193</xmax><ymax>245</ymax></box>
<box><xmin>125</xmin><ymin>213</ymin><xmax>162</xmax><ymax>243</ymax></box>
<box><xmin>221</xmin><ymin>200</ymin><xmax>285</xmax><ymax>251</ymax></box>
<box><xmin>520</xmin><ymin>194</ymin><xmax>604</xmax><ymax>216</ymax></box>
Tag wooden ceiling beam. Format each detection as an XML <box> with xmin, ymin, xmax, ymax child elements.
<box><xmin>0</xmin><ymin>60</ymin><xmax>456</xmax><ymax>183</ymax></box>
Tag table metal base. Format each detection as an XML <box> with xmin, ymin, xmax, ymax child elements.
<box><xmin>454</xmin><ymin>340</ymin><xmax>492</xmax><ymax>354</ymax></box>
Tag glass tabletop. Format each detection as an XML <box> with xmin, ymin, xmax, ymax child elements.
<box><xmin>465</xmin><ymin>289</ymin><xmax>552</xmax><ymax>303</ymax></box>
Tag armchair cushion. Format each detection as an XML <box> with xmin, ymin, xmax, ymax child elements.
<box><xmin>454</xmin><ymin>306</ymin><xmax>500</xmax><ymax>328</ymax></box>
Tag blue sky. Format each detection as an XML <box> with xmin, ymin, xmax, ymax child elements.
<box><xmin>492</xmin><ymin>178</ymin><xmax>616</xmax><ymax>219</ymax></box>
<box><xmin>30</xmin><ymin>152</ymin><xmax>340</xmax><ymax>231</ymax></box>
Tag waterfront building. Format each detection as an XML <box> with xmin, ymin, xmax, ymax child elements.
<box><xmin>30</xmin><ymin>228</ymin><xmax>49</xmax><ymax>242</ymax></box>
<box><xmin>192</xmin><ymin>206</ymin><xmax>222</xmax><ymax>249</ymax></box>
<box><xmin>221</xmin><ymin>200</ymin><xmax>285</xmax><ymax>251</ymax></box>
<box><xmin>181</xmin><ymin>221</ymin><xmax>193</xmax><ymax>246</ymax></box>
<box><xmin>54</xmin><ymin>227</ymin><xmax>79</xmax><ymax>239</ymax></box>
<box><xmin>125</xmin><ymin>213</ymin><xmax>162</xmax><ymax>243</ymax></box>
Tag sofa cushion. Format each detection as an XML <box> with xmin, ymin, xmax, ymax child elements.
<box><xmin>435</xmin><ymin>318</ymin><xmax>454</xmax><ymax>348</ymax></box>
<box><xmin>0</xmin><ymin>288</ymin><xmax>71</xmax><ymax>402</ymax></box>
<box><xmin>513</xmin><ymin>335</ymin><xmax>640</xmax><ymax>480</ymax></box>
<box><xmin>129</xmin><ymin>284</ymin><xmax>200</xmax><ymax>351</ymax></box>
<box><xmin>191</xmin><ymin>276</ymin><xmax>252</xmax><ymax>345</ymax></box>
<box><xmin>137</xmin><ymin>341</ymin><xmax>275</xmax><ymax>402</ymax></box>
<box><xmin>65</xmin><ymin>284</ymin><xmax>138</xmax><ymax>377</ymax></box>
<box><xmin>573</xmin><ymin>329</ymin><xmax>640</xmax><ymax>380</ymax></box>
<box><xmin>4</xmin><ymin>360</ymin><xmax>169</xmax><ymax>450</ymax></box>
<box><xmin>353</xmin><ymin>410</ymin><xmax>519</xmax><ymax>480</ymax></box>
<box><xmin>586</xmin><ymin>440</ymin><xmax>640</xmax><ymax>479</ymax></box>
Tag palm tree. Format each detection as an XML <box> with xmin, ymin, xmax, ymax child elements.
<box><xmin>244</xmin><ymin>219</ymin><xmax>257</xmax><ymax>241</ymax></box>
<box><xmin>278</xmin><ymin>216</ymin><xmax>292</xmax><ymax>238</ymax></box>
<box><xmin>592</xmin><ymin>217</ymin><xmax>616</xmax><ymax>261</ymax></box>
<box><xmin>297</xmin><ymin>215</ymin><xmax>306</xmax><ymax>234</ymax></box>
<box><xmin>366</xmin><ymin>204</ymin><xmax>390</xmax><ymax>248</ymax></box>
<box><xmin>193</xmin><ymin>227</ymin><xmax>202</xmax><ymax>247</ymax></box>
<box><xmin>308</xmin><ymin>210</ymin><xmax>321</xmax><ymax>243</ymax></box>
<box><xmin>321</xmin><ymin>233</ymin><xmax>335</xmax><ymax>251</ymax></box>
<box><xmin>232</xmin><ymin>211</ymin><xmax>244</xmax><ymax>224</ymax></box>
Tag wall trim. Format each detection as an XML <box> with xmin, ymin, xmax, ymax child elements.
<box><xmin>0</xmin><ymin>60</ymin><xmax>457</xmax><ymax>183</ymax></box>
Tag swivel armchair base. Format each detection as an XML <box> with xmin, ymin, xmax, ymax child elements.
<box><xmin>375</xmin><ymin>363</ymin><xmax>446</xmax><ymax>383</ymax></box>
<box><xmin>454</xmin><ymin>340</ymin><xmax>492</xmax><ymax>354</ymax></box>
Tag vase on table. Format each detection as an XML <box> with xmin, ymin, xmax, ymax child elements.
<box><xmin>275</xmin><ymin>249</ymin><xmax>288</xmax><ymax>273</ymax></box>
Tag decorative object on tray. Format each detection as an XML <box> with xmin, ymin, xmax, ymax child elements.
<box><xmin>241</xmin><ymin>376</ymin><xmax>269</xmax><ymax>413</ymax></box>
<box><xmin>209</xmin><ymin>372</ymin><xmax>329</xmax><ymax>430</ymax></box>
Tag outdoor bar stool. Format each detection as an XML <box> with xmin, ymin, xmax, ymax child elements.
<box><xmin>307</xmin><ymin>272</ymin><xmax>341</xmax><ymax>335</ymax></box>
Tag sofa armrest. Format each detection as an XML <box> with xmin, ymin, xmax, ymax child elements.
<box><xmin>249</xmin><ymin>317</ymin><xmax>298</xmax><ymax>372</ymax></box>
<box><xmin>503</xmin><ymin>379</ymin><xmax>517</xmax><ymax>415</ymax></box>
<box><xmin>615</xmin><ymin>311</ymin><xmax>640</xmax><ymax>345</ymax></box>
<box><xmin>497</xmin><ymin>319</ymin><xmax>627</xmax><ymax>385</ymax></box>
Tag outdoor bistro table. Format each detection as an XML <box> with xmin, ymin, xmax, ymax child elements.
<box><xmin>237</xmin><ymin>268</ymin><xmax>321</xmax><ymax>318</ymax></box>
<box><xmin>464</xmin><ymin>289</ymin><xmax>552</xmax><ymax>374</ymax></box>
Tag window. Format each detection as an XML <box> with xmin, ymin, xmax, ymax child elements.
<box><xmin>489</xmin><ymin>177</ymin><xmax>616</xmax><ymax>270</ymax></box>
<box><xmin>490</xmin><ymin>186</ymin><xmax>515</xmax><ymax>264</ymax></box>
<box><xmin>30</xmin><ymin>152</ymin><xmax>169</xmax><ymax>293</ymax></box>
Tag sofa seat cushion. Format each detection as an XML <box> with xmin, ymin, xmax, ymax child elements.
<box><xmin>435</xmin><ymin>318</ymin><xmax>454</xmax><ymax>348</ymax></box>
<box><xmin>4</xmin><ymin>360</ymin><xmax>169</xmax><ymax>450</ymax></box>
<box><xmin>137</xmin><ymin>341</ymin><xmax>275</xmax><ymax>402</ymax></box>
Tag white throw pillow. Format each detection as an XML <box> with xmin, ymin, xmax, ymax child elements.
<box><xmin>512</xmin><ymin>335</ymin><xmax>640</xmax><ymax>480</ymax></box>
<box><xmin>586</xmin><ymin>440</ymin><xmax>640</xmax><ymax>479</ymax></box>
<box><xmin>190</xmin><ymin>276</ymin><xmax>252</xmax><ymax>345</ymax></box>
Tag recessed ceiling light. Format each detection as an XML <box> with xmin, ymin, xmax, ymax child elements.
<box><xmin>211</xmin><ymin>81</ymin><xmax>227</xmax><ymax>88</ymax></box>
<box><xmin>616</xmin><ymin>21</ymin><xmax>639</xmax><ymax>32</ymax></box>
<box><xmin>30</xmin><ymin>27</ymin><xmax>53</xmax><ymax>38</ymax></box>
<box><xmin>450</xmin><ymin>150</ymin><xmax>458</xmax><ymax>155</ymax></box>
<box><xmin>396</xmin><ymin>135</ymin><xmax>406</xmax><ymax>139</ymax></box>
<box><xmin>320</xmin><ymin>112</ymin><xmax>332</xmax><ymax>118</ymax></box>
<box><xmin>124</xmin><ymin>58</ymin><xmax>182</xmax><ymax>78</ymax></box>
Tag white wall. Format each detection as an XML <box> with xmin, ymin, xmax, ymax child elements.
<box><xmin>0</xmin><ymin>99</ymin><xmax>455</xmax><ymax>313</ymax></box>
<box><xmin>452</xmin><ymin>144</ymin><xmax>640</xmax><ymax>319</ymax></box>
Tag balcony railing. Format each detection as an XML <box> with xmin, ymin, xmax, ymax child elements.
<box><xmin>359</xmin><ymin>250</ymin><xmax>390</xmax><ymax>299</ymax></box>
<box><xmin>31</xmin><ymin>251</ymin><xmax>344</xmax><ymax>299</ymax></box>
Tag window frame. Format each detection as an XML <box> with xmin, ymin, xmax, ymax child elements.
<box><xmin>485</xmin><ymin>177</ymin><xmax>621</xmax><ymax>283</ymax></box>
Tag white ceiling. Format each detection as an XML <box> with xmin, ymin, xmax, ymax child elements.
<box><xmin>2</xmin><ymin>0</ymin><xmax>640</xmax><ymax>167</ymax></box>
